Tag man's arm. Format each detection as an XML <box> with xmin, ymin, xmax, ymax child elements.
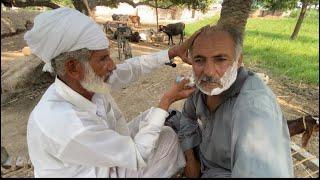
<box><xmin>184</xmin><ymin>149</ymin><xmax>201</xmax><ymax>177</ymax></box>
<box><xmin>231</xmin><ymin>103</ymin><xmax>294</xmax><ymax>177</ymax></box>
<box><xmin>107</xmin><ymin>40</ymin><xmax>192</xmax><ymax>90</ymax></box>
<box><xmin>107</xmin><ymin>50</ymin><xmax>170</xmax><ymax>90</ymax></box>
<box><xmin>58</xmin><ymin>79</ymin><xmax>195</xmax><ymax>170</ymax></box>
<box><xmin>178</xmin><ymin>94</ymin><xmax>202</xmax><ymax>177</ymax></box>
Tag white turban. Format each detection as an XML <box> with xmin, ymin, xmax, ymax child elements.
<box><xmin>24</xmin><ymin>7</ymin><xmax>109</xmax><ymax>73</ymax></box>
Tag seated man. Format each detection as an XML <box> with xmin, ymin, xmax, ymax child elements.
<box><xmin>170</xmin><ymin>25</ymin><xmax>294</xmax><ymax>177</ymax></box>
<box><xmin>25</xmin><ymin>8</ymin><xmax>195</xmax><ymax>178</ymax></box>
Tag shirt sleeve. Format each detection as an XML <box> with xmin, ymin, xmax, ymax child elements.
<box><xmin>57</xmin><ymin>107</ymin><xmax>169</xmax><ymax>171</ymax></box>
<box><xmin>107</xmin><ymin>50</ymin><xmax>170</xmax><ymax>90</ymax></box>
<box><xmin>231</xmin><ymin>104</ymin><xmax>294</xmax><ymax>177</ymax></box>
<box><xmin>178</xmin><ymin>95</ymin><xmax>202</xmax><ymax>152</ymax></box>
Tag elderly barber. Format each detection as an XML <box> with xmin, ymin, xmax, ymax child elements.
<box><xmin>26</xmin><ymin>7</ymin><xmax>194</xmax><ymax>178</ymax></box>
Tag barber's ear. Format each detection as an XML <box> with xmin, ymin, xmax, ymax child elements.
<box><xmin>237</xmin><ymin>54</ymin><xmax>244</xmax><ymax>68</ymax></box>
<box><xmin>65</xmin><ymin>59</ymin><xmax>84</xmax><ymax>80</ymax></box>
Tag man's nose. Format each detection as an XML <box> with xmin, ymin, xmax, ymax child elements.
<box><xmin>203</xmin><ymin>60</ymin><xmax>217</xmax><ymax>77</ymax></box>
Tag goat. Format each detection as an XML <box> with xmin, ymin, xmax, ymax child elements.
<box><xmin>158</xmin><ymin>22</ymin><xmax>185</xmax><ymax>45</ymax></box>
<box><xmin>139</xmin><ymin>29</ymin><xmax>156</xmax><ymax>43</ymax></box>
<box><xmin>25</xmin><ymin>20</ymin><xmax>33</xmax><ymax>31</ymax></box>
<box><xmin>130</xmin><ymin>31</ymin><xmax>141</xmax><ymax>42</ymax></box>
<box><xmin>112</xmin><ymin>14</ymin><xmax>129</xmax><ymax>22</ymax></box>
<box><xmin>129</xmin><ymin>15</ymin><xmax>141</xmax><ymax>27</ymax></box>
<box><xmin>287</xmin><ymin>115</ymin><xmax>319</xmax><ymax>147</ymax></box>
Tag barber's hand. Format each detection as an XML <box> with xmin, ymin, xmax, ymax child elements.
<box><xmin>184</xmin><ymin>158</ymin><xmax>201</xmax><ymax>178</ymax></box>
<box><xmin>168</xmin><ymin>43</ymin><xmax>192</xmax><ymax>65</ymax></box>
<box><xmin>158</xmin><ymin>79</ymin><xmax>195</xmax><ymax>111</ymax></box>
<box><xmin>168</xmin><ymin>26</ymin><xmax>209</xmax><ymax>65</ymax></box>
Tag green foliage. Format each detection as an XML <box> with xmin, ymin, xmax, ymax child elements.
<box><xmin>145</xmin><ymin>0</ymin><xmax>215</xmax><ymax>12</ymax></box>
<box><xmin>290</xmin><ymin>8</ymin><xmax>319</xmax><ymax>21</ymax></box>
<box><xmin>92</xmin><ymin>0</ymin><xmax>119</xmax><ymax>8</ymax></box>
<box><xmin>52</xmin><ymin>0</ymin><xmax>73</xmax><ymax>7</ymax></box>
<box><xmin>184</xmin><ymin>15</ymin><xmax>220</xmax><ymax>35</ymax></box>
<box><xmin>253</xmin><ymin>0</ymin><xmax>319</xmax><ymax>11</ymax></box>
<box><xmin>185</xmin><ymin>14</ymin><xmax>319</xmax><ymax>85</ymax></box>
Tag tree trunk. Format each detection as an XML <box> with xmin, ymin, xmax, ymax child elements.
<box><xmin>290</xmin><ymin>2</ymin><xmax>308</xmax><ymax>40</ymax></box>
<box><xmin>82</xmin><ymin>0</ymin><xmax>93</xmax><ymax>17</ymax></box>
<box><xmin>155</xmin><ymin>0</ymin><xmax>159</xmax><ymax>32</ymax></box>
<box><xmin>192</xmin><ymin>9</ymin><xmax>196</xmax><ymax>18</ymax></box>
<box><xmin>72</xmin><ymin>0</ymin><xmax>89</xmax><ymax>15</ymax></box>
<box><xmin>217</xmin><ymin>0</ymin><xmax>253</xmax><ymax>33</ymax></box>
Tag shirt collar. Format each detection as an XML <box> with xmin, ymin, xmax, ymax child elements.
<box><xmin>54</xmin><ymin>76</ymin><xmax>97</xmax><ymax>114</ymax></box>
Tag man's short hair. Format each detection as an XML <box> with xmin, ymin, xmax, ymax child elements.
<box><xmin>51</xmin><ymin>48</ymin><xmax>91</xmax><ymax>76</ymax></box>
<box><xmin>188</xmin><ymin>24</ymin><xmax>243</xmax><ymax>61</ymax></box>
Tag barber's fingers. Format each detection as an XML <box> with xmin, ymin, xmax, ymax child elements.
<box><xmin>181</xmin><ymin>87</ymin><xmax>196</xmax><ymax>97</ymax></box>
<box><xmin>176</xmin><ymin>78</ymin><xmax>190</xmax><ymax>88</ymax></box>
<box><xmin>176</xmin><ymin>79</ymin><xmax>195</xmax><ymax>97</ymax></box>
<box><xmin>180</xmin><ymin>53</ymin><xmax>193</xmax><ymax>65</ymax></box>
<box><xmin>180</xmin><ymin>25</ymin><xmax>211</xmax><ymax>65</ymax></box>
<box><xmin>183</xmin><ymin>25</ymin><xmax>210</xmax><ymax>48</ymax></box>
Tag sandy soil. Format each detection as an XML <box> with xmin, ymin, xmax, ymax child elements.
<box><xmin>1</xmin><ymin>24</ymin><xmax>318</xmax><ymax>177</ymax></box>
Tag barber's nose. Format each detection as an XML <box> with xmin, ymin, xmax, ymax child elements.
<box><xmin>107</xmin><ymin>59</ymin><xmax>117</xmax><ymax>71</ymax></box>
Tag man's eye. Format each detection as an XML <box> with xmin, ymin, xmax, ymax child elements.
<box><xmin>194</xmin><ymin>58</ymin><xmax>204</xmax><ymax>63</ymax></box>
<box><xmin>216</xmin><ymin>58</ymin><xmax>227</xmax><ymax>62</ymax></box>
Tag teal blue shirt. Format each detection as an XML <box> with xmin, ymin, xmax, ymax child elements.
<box><xmin>178</xmin><ymin>67</ymin><xmax>294</xmax><ymax>178</ymax></box>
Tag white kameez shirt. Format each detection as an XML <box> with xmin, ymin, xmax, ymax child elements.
<box><xmin>27</xmin><ymin>50</ymin><xmax>171</xmax><ymax>177</ymax></box>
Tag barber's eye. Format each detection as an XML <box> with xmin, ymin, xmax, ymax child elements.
<box><xmin>100</xmin><ymin>56</ymin><xmax>109</xmax><ymax>61</ymax></box>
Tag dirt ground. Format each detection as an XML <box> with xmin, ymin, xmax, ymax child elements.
<box><xmin>1</xmin><ymin>21</ymin><xmax>319</xmax><ymax>177</ymax></box>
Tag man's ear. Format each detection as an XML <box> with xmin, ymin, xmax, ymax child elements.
<box><xmin>65</xmin><ymin>59</ymin><xmax>84</xmax><ymax>80</ymax></box>
<box><xmin>237</xmin><ymin>54</ymin><xmax>244</xmax><ymax>68</ymax></box>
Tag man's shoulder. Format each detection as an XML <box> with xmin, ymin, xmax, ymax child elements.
<box><xmin>236</xmin><ymin>74</ymin><xmax>278</xmax><ymax>110</ymax></box>
<box><xmin>29</xmin><ymin>85</ymin><xmax>89</xmax><ymax>140</ymax></box>
<box><xmin>32</xmin><ymin>84</ymin><xmax>76</xmax><ymax>117</ymax></box>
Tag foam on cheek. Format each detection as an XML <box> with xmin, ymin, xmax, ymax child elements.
<box><xmin>194</xmin><ymin>60</ymin><xmax>238</xmax><ymax>96</ymax></box>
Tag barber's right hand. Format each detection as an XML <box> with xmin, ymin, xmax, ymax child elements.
<box><xmin>158</xmin><ymin>78</ymin><xmax>195</xmax><ymax>111</ymax></box>
<box><xmin>168</xmin><ymin>25</ymin><xmax>210</xmax><ymax>65</ymax></box>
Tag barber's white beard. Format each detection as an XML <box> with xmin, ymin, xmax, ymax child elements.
<box><xmin>80</xmin><ymin>61</ymin><xmax>110</xmax><ymax>94</ymax></box>
<box><xmin>194</xmin><ymin>60</ymin><xmax>238</xmax><ymax>96</ymax></box>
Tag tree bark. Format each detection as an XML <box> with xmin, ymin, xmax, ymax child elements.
<box><xmin>155</xmin><ymin>0</ymin><xmax>159</xmax><ymax>32</ymax></box>
<box><xmin>192</xmin><ymin>9</ymin><xmax>196</xmax><ymax>18</ymax></box>
<box><xmin>1</xmin><ymin>0</ymin><xmax>60</xmax><ymax>9</ymax></box>
<box><xmin>72</xmin><ymin>0</ymin><xmax>89</xmax><ymax>15</ymax></box>
<box><xmin>290</xmin><ymin>1</ymin><xmax>308</xmax><ymax>40</ymax></box>
<box><xmin>82</xmin><ymin>0</ymin><xmax>93</xmax><ymax>17</ymax></box>
<box><xmin>217</xmin><ymin>0</ymin><xmax>253</xmax><ymax>33</ymax></box>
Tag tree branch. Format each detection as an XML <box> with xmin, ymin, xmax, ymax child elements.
<box><xmin>117</xmin><ymin>0</ymin><xmax>174</xmax><ymax>9</ymax></box>
<box><xmin>1</xmin><ymin>0</ymin><xmax>60</xmax><ymax>9</ymax></box>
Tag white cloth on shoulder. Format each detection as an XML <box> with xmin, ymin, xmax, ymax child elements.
<box><xmin>24</xmin><ymin>7</ymin><xmax>109</xmax><ymax>73</ymax></box>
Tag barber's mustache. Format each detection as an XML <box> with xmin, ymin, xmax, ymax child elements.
<box><xmin>104</xmin><ymin>71</ymin><xmax>113</xmax><ymax>82</ymax></box>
